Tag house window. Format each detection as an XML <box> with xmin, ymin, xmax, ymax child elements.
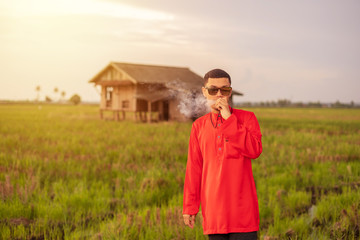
<box><xmin>106</xmin><ymin>87</ymin><xmax>113</xmax><ymax>107</ymax></box>
<box><xmin>122</xmin><ymin>100</ymin><xmax>130</xmax><ymax>109</ymax></box>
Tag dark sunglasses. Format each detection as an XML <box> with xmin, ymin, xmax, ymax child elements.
<box><xmin>205</xmin><ymin>86</ymin><xmax>232</xmax><ymax>96</ymax></box>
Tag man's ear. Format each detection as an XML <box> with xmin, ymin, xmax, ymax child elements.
<box><xmin>202</xmin><ymin>87</ymin><xmax>207</xmax><ymax>98</ymax></box>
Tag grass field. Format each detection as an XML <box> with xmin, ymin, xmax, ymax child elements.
<box><xmin>0</xmin><ymin>104</ymin><xmax>359</xmax><ymax>239</ymax></box>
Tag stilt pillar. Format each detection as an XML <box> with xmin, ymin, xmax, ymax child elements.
<box><xmin>147</xmin><ymin>101</ymin><xmax>152</xmax><ymax>123</ymax></box>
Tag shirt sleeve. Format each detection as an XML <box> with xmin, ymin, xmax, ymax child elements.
<box><xmin>183</xmin><ymin>123</ymin><xmax>203</xmax><ymax>215</ymax></box>
<box><xmin>222</xmin><ymin>112</ymin><xmax>263</xmax><ymax>159</ymax></box>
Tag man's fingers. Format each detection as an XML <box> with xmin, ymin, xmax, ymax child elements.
<box><xmin>216</xmin><ymin>97</ymin><xmax>227</xmax><ymax>103</ymax></box>
<box><xmin>183</xmin><ymin>215</ymin><xmax>189</xmax><ymax>225</ymax></box>
<box><xmin>216</xmin><ymin>102</ymin><xmax>226</xmax><ymax>111</ymax></box>
<box><xmin>183</xmin><ymin>214</ymin><xmax>195</xmax><ymax>228</ymax></box>
<box><xmin>183</xmin><ymin>215</ymin><xmax>190</xmax><ymax>226</ymax></box>
<box><xmin>188</xmin><ymin>215</ymin><xmax>195</xmax><ymax>228</ymax></box>
<box><xmin>216</xmin><ymin>99</ymin><xmax>228</xmax><ymax>108</ymax></box>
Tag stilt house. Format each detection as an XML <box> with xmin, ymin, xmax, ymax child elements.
<box><xmin>89</xmin><ymin>62</ymin><xmax>242</xmax><ymax>122</ymax></box>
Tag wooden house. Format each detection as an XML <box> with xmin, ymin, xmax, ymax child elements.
<box><xmin>89</xmin><ymin>62</ymin><xmax>242</xmax><ymax>122</ymax></box>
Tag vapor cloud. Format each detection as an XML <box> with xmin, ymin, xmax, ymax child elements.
<box><xmin>165</xmin><ymin>80</ymin><xmax>210</xmax><ymax>119</ymax></box>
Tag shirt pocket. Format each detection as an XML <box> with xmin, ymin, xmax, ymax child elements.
<box><xmin>224</xmin><ymin>137</ymin><xmax>241</xmax><ymax>159</ymax></box>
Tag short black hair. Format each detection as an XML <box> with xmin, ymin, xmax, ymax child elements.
<box><xmin>204</xmin><ymin>69</ymin><xmax>231</xmax><ymax>86</ymax></box>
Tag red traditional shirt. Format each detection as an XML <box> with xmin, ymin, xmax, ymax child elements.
<box><xmin>183</xmin><ymin>107</ymin><xmax>262</xmax><ymax>234</ymax></box>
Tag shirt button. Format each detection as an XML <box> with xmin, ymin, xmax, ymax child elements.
<box><xmin>219</xmin><ymin>148</ymin><xmax>221</xmax><ymax>151</ymax></box>
<box><xmin>218</xmin><ymin>124</ymin><xmax>221</xmax><ymax>127</ymax></box>
<box><xmin>217</xmin><ymin>136</ymin><xmax>220</xmax><ymax>139</ymax></box>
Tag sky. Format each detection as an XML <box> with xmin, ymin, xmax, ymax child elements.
<box><xmin>1</xmin><ymin>0</ymin><xmax>359</xmax><ymax>103</ymax></box>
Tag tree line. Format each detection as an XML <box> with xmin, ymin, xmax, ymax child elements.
<box><xmin>35</xmin><ymin>86</ymin><xmax>81</xmax><ymax>105</ymax></box>
<box><xmin>236</xmin><ymin>99</ymin><xmax>359</xmax><ymax>108</ymax></box>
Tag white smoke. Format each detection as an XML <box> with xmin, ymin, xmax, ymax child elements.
<box><xmin>206</xmin><ymin>99</ymin><xmax>216</xmax><ymax>109</ymax></box>
<box><xmin>177</xmin><ymin>92</ymin><xmax>210</xmax><ymax>118</ymax></box>
<box><xmin>165</xmin><ymin>80</ymin><xmax>211</xmax><ymax>119</ymax></box>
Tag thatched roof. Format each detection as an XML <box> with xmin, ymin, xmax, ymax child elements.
<box><xmin>89</xmin><ymin>62</ymin><xmax>203</xmax><ymax>88</ymax></box>
<box><xmin>89</xmin><ymin>62</ymin><xmax>243</xmax><ymax>96</ymax></box>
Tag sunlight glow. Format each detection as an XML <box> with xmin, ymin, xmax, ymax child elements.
<box><xmin>0</xmin><ymin>0</ymin><xmax>174</xmax><ymax>20</ymax></box>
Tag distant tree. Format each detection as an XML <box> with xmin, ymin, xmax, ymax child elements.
<box><xmin>246</xmin><ymin>102</ymin><xmax>252</xmax><ymax>107</ymax></box>
<box><xmin>45</xmin><ymin>96</ymin><xmax>52</xmax><ymax>102</ymax></box>
<box><xmin>331</xmin><ymin>100</ymin><xmax>354</xmax><ymax>108</ymax></box>
<box><xmin>308</xmin><ymin>101</ymin><xmax>322</xmax><ymax>108</ymax></box>
<box><xmin>69</xmin><ymin>94</ymin><xmax>81</xmax><ymax>105</ymax></box>
<box><xmin>35</xmin><ymin>85</ymin><xmax>41</xmax><ymax>101</ymax></box>
<box><xmin>61</xmin><ymin>91</ymin><xmax>66</xmax><ymax>102</ymax></box>
<box><xmin>277</xmin><ymin>99</ymin><xmax>291</xmax><ymax>107</ymax></box>
<box><xmin>294</xmin><ymin>102</ymin><xmax>304</xmax><ymax>108</ymax></box>
<box><xmin>54</xmin><ymin>87</ymin><xmax>59</xmax><ymax>102</ymax></box>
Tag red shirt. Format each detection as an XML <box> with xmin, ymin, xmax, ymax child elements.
<box><xmin>183</xmin><ymin>108</ymin><xmax>262</xmax><ymax>234</ymax></box>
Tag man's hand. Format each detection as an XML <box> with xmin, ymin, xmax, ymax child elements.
<box><xmin>215</xmin><ymin>98</ymin><xmax>231</xmax><ymax>120</ymax></box>
<box><xmin>183</xmin><ymin>214</ymin><xmax>196</xmax><ymax>228</ymax></box>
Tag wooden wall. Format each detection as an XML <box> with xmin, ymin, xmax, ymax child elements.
<box><xmin>99</xmin><ymin>82</ymin><xmax>195</xmax><ymax>122</ymax></box>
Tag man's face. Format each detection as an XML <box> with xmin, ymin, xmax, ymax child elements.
<box><xmin>202</xmin><ymin>77</ymin><xmax>232</xmax><ymax>111</ymax></box>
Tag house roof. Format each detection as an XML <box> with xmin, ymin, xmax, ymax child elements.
<box><xmin>89</xmin><ymin>62</ymin><xmax>243</xmax><ymax>96</ymax></box>
<box><xmin>135</xmin><ymin>90</ymin><xmax>173</xmax><ymax>103</ymax></box>
<box><xmin>89</xmin><ymin>62</ymin><xmax>203</xmax><ymax>88</ymax></box>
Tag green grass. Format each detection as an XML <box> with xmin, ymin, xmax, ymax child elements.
<box><xmin>0</xmin><ymin>104</ymin><xmax>359</xmax><ymax>239</ymax></box>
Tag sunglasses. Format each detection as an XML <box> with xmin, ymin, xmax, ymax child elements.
<box><xmin>205</xmin><ymin>86</ymin><xmax>232</xmax><ymax>96</ymax></box>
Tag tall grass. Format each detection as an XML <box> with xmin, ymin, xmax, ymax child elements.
<box><xmin>0</xmin><ymin>104</ymin><xmax>359</xmax><ymax>239</ymax></box>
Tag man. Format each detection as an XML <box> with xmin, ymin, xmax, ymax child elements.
<box><xmin>182</xmin><ymin>69</ymin><xmax>263</xmax><ymax>240</ymax></box>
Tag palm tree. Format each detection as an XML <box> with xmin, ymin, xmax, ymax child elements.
<box><xmin>54</xmin><ymin>87</ymin><xmax>59</xmax><ymax>102</ymax></box>
<box><xmin>61</xmin><ymin>91</ymin><xmax>66</xmax><ymax>103</ymax></box>
<box><xmin>35</xmin><ymin>85</ymin><xmax>41</xmax><ymax>101</ymax></box>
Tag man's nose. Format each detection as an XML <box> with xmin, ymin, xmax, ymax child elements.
<box><xmin>216</xmin><ymin>89</ymin><xmax>223</xmax><ymax>96</ymax></box>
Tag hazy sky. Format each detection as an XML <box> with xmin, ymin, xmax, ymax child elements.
<box><xmin>1</xmin><ymin>0</ymin><xmax>359</xmax><ymax>103</ymax></box>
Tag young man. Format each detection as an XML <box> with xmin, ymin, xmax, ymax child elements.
<box><xmin>182</xmin><ymin>69</ymin><xmax>263</xmax><ymax>240</ymax></box>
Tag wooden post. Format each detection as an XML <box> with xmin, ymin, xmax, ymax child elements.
<box><xmin>112</xmin><ymin>87</ymin><xmax>119</xmax><ymax>110</ymax></box>
<box><xmin>100</xmin><ymin>86</ymin><xmax>106</xmax><ymax>109</ymax></box>
<box><xmin>158</xmin><ymin>101</ymin><xmax>163</xmax><ymax>121</ymax></box>
<box><xmin>147</xmin><ymin>101</ymin><xmax>152</xmax><ymax>123</ymax></box>
<box><xmin>113</xmin><ymin>111</ymin><xmax>117</xmax><ymax>121</ymax></box>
